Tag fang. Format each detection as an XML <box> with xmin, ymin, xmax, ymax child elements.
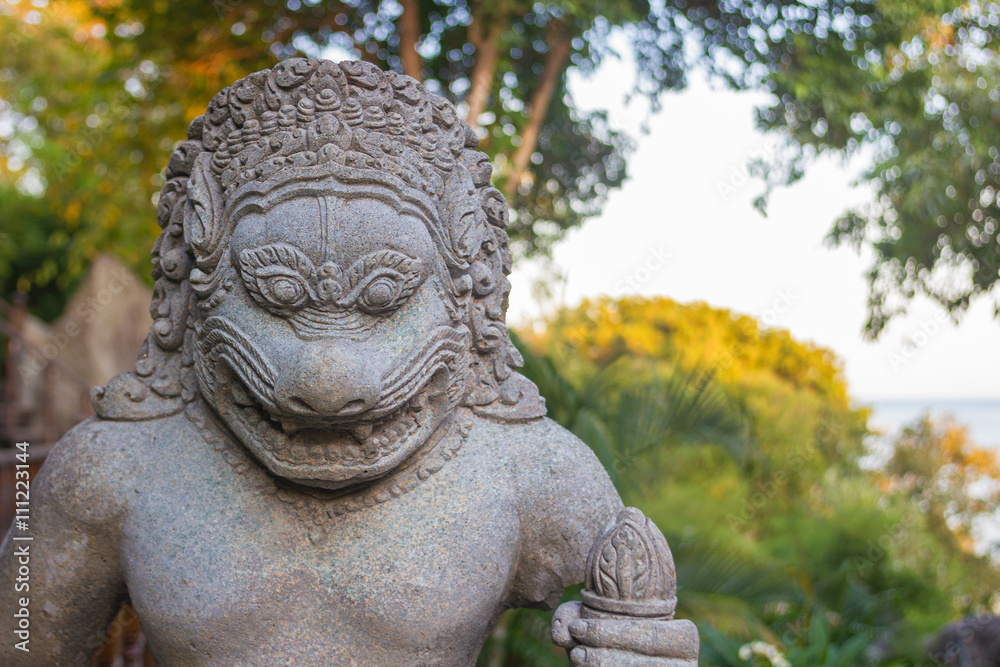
<box><xmin>350</xmin><ymin>423</ymin><xmax>374</xmax><ymax>443</ymax></box>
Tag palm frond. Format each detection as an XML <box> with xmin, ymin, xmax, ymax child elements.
<box><xmin>673</xmin><ymin>537</ymin><xmax>798</xmax><ymax>641</ymax></box>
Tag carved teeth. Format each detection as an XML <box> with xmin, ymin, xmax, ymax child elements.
<box><xmin>350</xmin><ymin>423</ymin><xmax>373</xmax><ymax>444</ymax></box>
<box><xmin>231</xmin><ymin>381</ymin><xmax>257</xmax><ymax>406</ymax></box>
<box><xmin>227</xmin><ymin>384</ymin><xmax>433</xmax><ymax>472</ymax></box>
<box><xmin>281</xmin><ymin>421</ymin><xmax>305</xmax><ymax>437</ymax></box>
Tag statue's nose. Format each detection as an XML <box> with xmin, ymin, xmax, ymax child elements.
<box><xmin>272</xmin><ymin>343</ymin><xmax>380</xmax><ymax>417</ymax></box>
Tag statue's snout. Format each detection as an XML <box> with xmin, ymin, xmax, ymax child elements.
<box><xmin>273</xmin><ymin>343</ymin><xmax>380</xmax><ymax>418</ymax></box>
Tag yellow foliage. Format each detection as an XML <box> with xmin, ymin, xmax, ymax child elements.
<box><xmin>934</xmin><ymin>418</ymin><xmax>1000</xmax><ymax>478</ymax></box>
<box><xmin>65</xmin><ymin>199</ymin><xmax>81</xmax><ymax>228</ymax></box>
<box><xmin>530</xmin><ymin>296</ymin><xmax>852</xmax><ymax>408</ymax></box>
<box><xmin>708</xmin><ymin>476</ymin><xmax>738</xmax><ymax>499</ymax></box>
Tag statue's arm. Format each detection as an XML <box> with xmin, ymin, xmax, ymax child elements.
<box><xmin>506</xmin><ymin>419</ymin><xmax>699</xmax><ymax>665</ymax></box>
<box><xmin>0</xmin><ymin>419</ymin><xmax>131</xmax><ymax>666</ymax></box>
<box><xmin>507</xmin><ymin>418</ymin><xmax>623</xmax><ymax>611</ymax></box>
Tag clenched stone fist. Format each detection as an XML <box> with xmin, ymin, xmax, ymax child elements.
<box><xmin>553</xmin><ymin>600</ymin><xmax>699</xmax><ymax>666</ymax></box>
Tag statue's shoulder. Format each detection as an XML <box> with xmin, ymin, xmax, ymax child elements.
<box><xmin>476</xmin><ymin>416</ymin><xmax>623</xmax><ymax>610</ymax></box>
<box><xmin>35</xmin><ymin>413</ymin><xmax>187</xmax><ymax>529</ymax></box>
<box><xmin>480</xmin><ymin>416</ymin><xmax>619</xmax><ymax>507</ymax></box>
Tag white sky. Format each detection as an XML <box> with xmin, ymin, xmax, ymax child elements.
<box><xmin>506</xmin><ymin>55</ymin><xmax>1000</xmax><ymax>402</ymax></box>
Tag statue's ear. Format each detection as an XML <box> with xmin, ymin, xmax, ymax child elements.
<box><xmin>184</xmin><ymin>153</ymin><xmax>226</xmax><ymax>270</ymax></box>
<box><xmin>443</xmin><ymin>167</ymin><xmax>488</xmax><ymax>265</ymax></box>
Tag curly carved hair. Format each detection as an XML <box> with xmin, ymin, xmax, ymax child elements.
<box><xmin>92</xmin><ymin>59</ymin><xmax>543</xmax><ymax>423</ymax></box>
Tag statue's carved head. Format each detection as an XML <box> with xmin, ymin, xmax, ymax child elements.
<box><xmin>93</xmin><ymin>59</ymin><xmax>543</xmax><ymax>489</ymax></box>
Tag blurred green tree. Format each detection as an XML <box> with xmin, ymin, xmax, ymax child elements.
<box><xmin>518</xmin><ymin>296</ymin><xmax>1000</xmax><ymax>664</ymax></box>
<box><xmin>754</xmin><ymin>0</ymin><xmax>1000</xmax><ymax>336</ymax></box>
<box><xmin>483</xmin><ymin>332</ymin><xmax>793</xmax><ymax>665</ymax></box>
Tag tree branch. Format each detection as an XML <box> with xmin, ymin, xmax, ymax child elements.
<box><xmin>465</xmin><ymin>14</ymin><xmax>503</xmax><ymax>128</ymax></box>
<box><xmin>397</xmin><ymin>0</ymin><xmax>422</xmax><ymax>80</ymax></box>
<box><xmin>504</xmin><ymin>21</ymin><xmax>573</xmax><ymax>196</ymax></box>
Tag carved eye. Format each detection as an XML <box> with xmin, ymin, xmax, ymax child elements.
<box><xmin>337</xmin><ymin>250</ymin><xmax>423</xmax><ymax>315</ymax></box>
<box><xmin>239</xmin><ymin>244</ymin><xmax>317</xmax><ymax>315</ymax></box>
<box><xmin>258</xmin><ymin>269</ymin><xmax>310</xmax><ymax>308</ymax></box>
<box><xmin>357</xmin><ymin>273</ymin><xmax>403</xmax><ymax>313</ymax></box>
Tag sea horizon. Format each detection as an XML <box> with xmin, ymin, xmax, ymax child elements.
<box><xmin>859</xmin><ymin>397</ymin><xmax>1000</xmax><ymax>450</ymax></box>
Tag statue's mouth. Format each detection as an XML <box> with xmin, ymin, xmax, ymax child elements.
<box><xmin>223</xmin><ymin>366</ymin><xmax>446</xmax><ymax>471</ymax></box>
<box><xmin>195</xmin><ymin>317</ymin><xmax>470</xmax><ymax>488</ymax></box>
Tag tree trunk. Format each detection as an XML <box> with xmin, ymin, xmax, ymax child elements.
<box><xmin>465</xmin><ymin>19</ymin><xmax>503</xmax><ymax>128</ymax></box>
<box><xmin>504</xmin><ymin>23</ymin><xmax>573</xmax><ymax>196</ymax></box>
<box><xmin>397</xmin><ymin>0</ymin><xmax>422</xmax><ymax>81</ymax></box>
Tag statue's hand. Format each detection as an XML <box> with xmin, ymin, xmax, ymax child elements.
<box><xmin>553</xmin><ymin>601</ymin><xmax>699</xmax><ymax>666</ymax></box>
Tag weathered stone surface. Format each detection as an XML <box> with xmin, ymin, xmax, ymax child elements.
<box><xmin>0</xmin><ymin>59</ymin><xmax>695</xmax><ymax>666</ymax></box>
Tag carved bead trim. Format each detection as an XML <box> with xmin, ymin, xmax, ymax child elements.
<box><xmin>182</xmin><ymin>398</ymin><xmax>473</xmax><ymax>545</ymax></box>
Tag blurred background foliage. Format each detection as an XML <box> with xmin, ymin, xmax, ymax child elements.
<box><xmin>2</xmin><ymin>0</ymin><xmax>1000</xmax><ymax>330</ymax></box>
<box><xmin>485</xmin><ymin>296</ymin><xmax>1000</xmax><ymax>666</ymax></box>
<box><xmin>1</xmin><ymin>0</ymin><xmax>999</xmax><ymax>664</ymax></box>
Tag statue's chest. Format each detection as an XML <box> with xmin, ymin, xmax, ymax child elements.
<box><xmin>121</xmin><ymin>442</ymin><xmax>521</xmax><ymax>665</ymax></box>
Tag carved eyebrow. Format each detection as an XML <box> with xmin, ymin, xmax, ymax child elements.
<box><xmin>333</xmin><ymin>250</ymin><xmax>424</xmax><ymax>312</ymax></box>
<box><xmin>237</xmin><ymin>241</ymin><xmax>426</xmax><ymax>319</ymax></box>
<box><xmin>238</xmin><ymin>243</ymin><xmax>318</xmax><ymax>315</ymax></box>
<box><xmin>239</xmin><ymin>243</ymin><xmax>316</xmax><ymax>278</ymax></box>
<box><xmin>342</xmin><ymin>249</ymin><xmax>423</xmax><ymax>279</ymax></box>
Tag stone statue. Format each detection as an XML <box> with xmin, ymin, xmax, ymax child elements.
<box><xmin>0</xmin><ymin>59</ymin><xmax>698</xmax><ymax>666</ymax></box>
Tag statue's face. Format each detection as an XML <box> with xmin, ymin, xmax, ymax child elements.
<box><xmin>198</xmin><ymin>194</ymin><xmax>467</xmax><ymax>489</ymax></box>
